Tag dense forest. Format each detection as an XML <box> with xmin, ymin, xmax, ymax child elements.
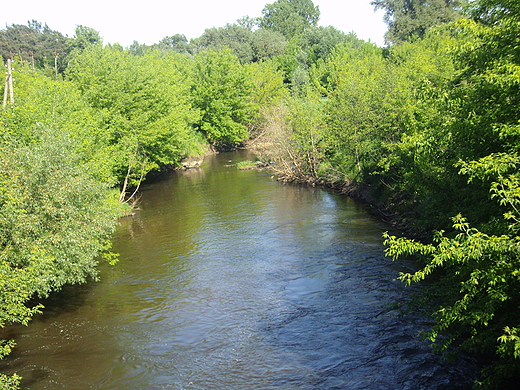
<box><xmin>1</xmin><ymin>0</ymin><xmax>519</xmax><ymax>388</ymax></box>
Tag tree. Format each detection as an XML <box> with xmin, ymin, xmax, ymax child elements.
<box><xmin>383</xmin><ymin>154</ymin><xmax>520</xmax><ymax>389</ymax></box>
<box><xmin>156</xmin><ymin>34</ymin><xmax>190</xmax><ymax>54</ymax></box>
<box><xmin>66</xmin><ymin>46</ymin><xmax>201</xmax><ymax>196</ymax></box>
<box><xmin>260</xmin><ymin>0</ymin><xmax>320</xmax><ymax>39</ymax></box>
<box><xmin>245</xmin><ymin>60</ymin><xmax>288</xmax><ymax>108</ymax></box>
<box><xmin>191</xmin><ymin>49</ymin><xmax>256</xmax><ymax>145</ymax></box>
<box><xmin>0</xmin><ymin>20</ymin><xmax>69</xmax><ymax>73</ymax></box>
<box><xmin>0</xmin><ymin>127</ymin><xmax>124</xmax><ymax>389</ymax></box>
<box><xmin>193</xmin><ymin>24</ymin><xmax>254</xmax><ymax>63</ymax></box>
<box><xmin>67</xmin><ymin>25</ymin><xmax>102</xmax><ymax>55</ymax></box>
<box><xmin>371</xmin><ymin>0</ymin><xmax>463</xmax><ymax>44</ymax></box>
<box><xmin>236</xmin><ymin>15</ymin><xmax>261</xmax><ymax>30</ymax></box>
<box><xmin>383</xmin><ymin>1</ymin><xmax>520</xmax><ymax>387</ymax></box>
<box><xmin>299</xmin><ymin>26</ymin><xmax>355</xmax><ymax>66</ymax></box>
<box><xmin>127</xmin><ymin>40</ymin><xmax>148</xmax><ymax>56</ymax></box>
<box><xmin>251</xmin><ymin>28</ymin><xmax>287</xmax><ymax>62</ymax></box>
<box><xmin>0</xmin><ymin>60</ymin><xmax>116</xmax><ymax>183</ymax></box>
<box><xmin>320</xmin><ymin>41</ymin><xmax>395</xmax><ymax>183</ymax></box>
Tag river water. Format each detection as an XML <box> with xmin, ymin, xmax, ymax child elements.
<box><xmin>0</xmin><ymin>151</ymin><xmax>477</xmax><ymax>389</ymax></box>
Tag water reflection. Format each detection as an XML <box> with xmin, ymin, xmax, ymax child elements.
<box><xmin>0</xmin><ymin>151</ymin><xmax>477</xmax><ymax>389</ymax></box>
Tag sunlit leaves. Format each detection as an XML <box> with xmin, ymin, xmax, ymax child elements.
<box><xmin>192</xmin><ymin>49</ymin><xmax>256</xmax><ymax>145</ymax></box>
<box><xmin>320</xmin><ymin>41</ymin><xmax>396</xmax><ymax>182</ymax></box>
<box><xmin>385</xmin><ymin>151</ymin><xmax>520</xmax><ymax>387</ymax></box>
<box><xmin>67</xmin><ymin>46</ymin><xmax>202</xmax><ymax>182</ymax></box>
<box><xmin>0</xmin><ymin>130</ymin><xmax>124</xmax><ymax>293</ymax></box>
<box><xmin>0</xmin><ymin>128</ymin><xmax>124</xmax><ymax>388</ymax></box>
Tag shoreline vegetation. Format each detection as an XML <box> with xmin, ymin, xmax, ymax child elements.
<box><xmin>1</xmin><ymin>0</ymin><xmax>520</xmax><ymax>388</ymax></box>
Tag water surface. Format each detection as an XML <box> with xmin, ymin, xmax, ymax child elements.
<box><xmin>0</xmin><ymin>151</ymin><xmax>477</xmax><ymax>389</ymax></box>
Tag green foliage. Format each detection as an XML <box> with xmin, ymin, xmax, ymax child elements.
<box><xmin>0</xmin><ymin>127</ymin><xmax>124</xmax><ymax>388</ymax></box>
<box><xmin>379</xmin><ymin>3</ymin><xmax>520</xmax><ymax>387</ymax></box>
<box><xmin>68</xmin><ymin>25</ymin><xmax>103</xmax><ymax>53</ymax></box>
<box><xmin>236</xmin><ymin>160</ymin><xmax>256</xmax><ymax>169</ymax></box>
<box><xmin>245</xmin><ymin>60</ymin><xmax>288</xmax><ymax>107</ymax></box>
<box><xmin>299</xmin><ymin>26</ymin><xmax>357</xmax><ymax>66</ymax></box>
<box><xmin>194</xmin><ymin>24</ymin><xmax>254</xmax><ymax>64</ymax></box>
<box><xmin>154</xmin><ymin>34</ymin><xmax>190</xmax><ymax>55</ymax></box>
<box><xmin>285</xmin><ymin>89</ymin><xmax>327</xmax><ymax>179</ymax></box>
<box><xmin>0</xmin><ymin>362</ymin><xmax>20</xmax><ymax>390</ymax></box>
<box><xmin>319</xmin><ymin>41</ymin><xmax>396</xmax><ymax>183</ymax></box>
<box><xmin>2</xmin><ymin>3</ymin><xmax>519</xmax><ymax>387</ymax></box>
<box><xmin>260</xmin><ymin>0</ymin><xmax>321</xmax><ymax>39</ymax></box>
<box><xmin>384</xmin><ymin>153</ymin><xmax>520</xmax><ymax>388</ymax></box>
<box><xmin>0</xmin><ymin>20</ymin><xmax>69</xmax><ymax>74</ymax></box>
<box><xmin>67</xmin><ymin>46</ymin><xmax>202</xmax><ymax>184</ymax></box>
<box><xmin>0</xmin><ymin>61</ymin><xmax>123</xmax><ymax>186</ymax></box>
<box><xmin>191</xmin><ymin>49</ymin><xmax>256</xmax><ymax>145</ymax></box>
<box><xmin>251</xmin><ymin>29</ymin><xmax>287</xmax><ymax>62</ymax></box>
<box><xmin>373</xmin><ymin>26</ymin><xmax>475</xmax><ymax>227</ymax></box>
<box><xmin>273</xmin><ymin>35</ymin><xmax>302</xmax><ymax>83</ymax></box>
<box><xmin>236</xmin><ymin>15</ymin><xmax>261</xmax><ymax>30</ymax></box>
<box><xmin>0</xmin><ymin>129</ymin><xmax>124</xmax><ymax>296</ymax></box>
<box><xmin>371</xmin><ymin>0</ymin><xmax>463</xmax><ymax>44</ymax></box>
<box><xmin>251</xmin><ymin>3</ymin><xmax>520</xmax><ymax>385</ymax></box>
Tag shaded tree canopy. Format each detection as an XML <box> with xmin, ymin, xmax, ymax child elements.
<box><xmin>193</xmin><ymin>24</ymin><xmax>254</xmax><ymax>63</ymax></box>
<box><xmin>236</xmin><ymin>15</ymin><xmax>261</xmax><ymax>30</ymax></box>
<box><xmin>251</xmin><ymin>28</ymin><xmax>287</xmax><ymax>61</ymax></box>
<box><xmin>300</xmin><ymin>26</ymin><xmax>356</xmax><ymax>65</ymax></box>
<box><xmin>0</xmin><ymin>20</ymin><xmax>69</xmax><ymax>72</ymax></box>
<box><xmin>371</xmin><ymin>0</ymin><xmax>463</xmax><ymax>44</ymax></box>
<box><xmin>260</xmin><ymin>0</ymin><xmax>321</xmax><ymax>39</ymax></box>
<box><xmin>158</xmin><ymin>34</ymin><xmax>190</xmax><ymax>53</ymax></box>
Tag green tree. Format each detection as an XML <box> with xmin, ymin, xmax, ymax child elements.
<box><xmin>383</xmin><ymin>1</ymin><xmax>520</xmax><ymax>387</ymax></box>
<box><xmin>191</xmin><ymin>49</ymin><xmax>256</xmax><ymax>145</ymax></box>
<box><xmin>273</xmin><ymin>35</ymin><xmax>302</xmax><ymax>83</ymax></box>
<box><xmin>156</xmin><ymin>34</ymin><xmax>190</xmax><ymax>54</ymax></box>
<box><xmin>67</xmin><ymin>25</ymin><xmax>102</xmax><ymax>54</ymax></box>
<box><xmin>0</xmin><ymin>128</ymin><xmax>124</xmax><ymax>389</ymax></box>
<box><xmin>67</xmin><ymin>46</ymin><xmax>201</xmax><ymax>195</ymax></box>
<box><xmin>245</xmin><ymin>60</ymin><xmax>288</xmax><ymax>107</ymax></box>
<box><xmin>193</xmin><ymin>24</ymin><xmax>254</xmax><ymax>63</ymax></box>
<box><xmin>260</xmin><ymin>0</ymin><xmax>321</xmax><ymax>39</ymax></box>
<box><xmin>374</xmin><ymin>26</ymin><xmax>475</xmax><ymax>229</ymax></box>
<box><xmin>0</xmin><ymin>61</ymin><xmax>116</xmax><ymax>183</ymax></box>
<box><xmin>237</xmin><ymin>15</ymin><xmax>261</xmax><ymax>30</ymax></box>
<box><xmin>128</xmin><ymin>40</ymin><xmax>148</xmax><ymax>56</ymax></box>
<box><xmin>251</xmin><ymin>28</ymin><xmax>287</xmax><ymax>62</ymax></box>
<box><xmin>383</xmin><ymin>154</ymin><xmax>520</xmax><ymax>389</ymax></box>
<box><xmin>300</xmin><ymin>26</ymin><xmax>356</xmax><ymax>66</ymax></box>
<box><xmin>320</xmin><ymin>41</ymin><xmax>396</xmax><ymax>183</ymax></box>
<box><xmin>244</xmin><ymin>59</ymin><xmax>289</xmax><ymax>143</ymax></box>
<box><xmin>371</xmin><ymin>0</ymin><xmax>463</xmax><ymax>44</ymax></box>
<box><xmin>0</xmin><ymin>20</ymin><xmax>69</xmax><ymax>74</ymax></box>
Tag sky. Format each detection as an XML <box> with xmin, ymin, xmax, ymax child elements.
<box><xmin>1</xmin><ymin>0</ymin><xmax>387</xmax><ymax>47</ymax></box>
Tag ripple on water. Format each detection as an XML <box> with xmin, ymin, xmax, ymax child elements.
<box><xmin>0</xmin><ymin>152</ymin><xmax>479</xmax><ymax>389</ymax></box>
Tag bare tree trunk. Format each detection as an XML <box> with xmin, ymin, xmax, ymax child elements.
<box><xmin>2</xmin><ymin>59</ymin><xmax>14</xmax><ymax>109</ymax></box>
<box><xmin>2</xmin><ymin>72</ymin><xmax>8</xmax><ymax>110</ymax></box>
<box><xmin>119</xmin><ymin>163</ymin><xmax>133</xmax><ymax>203</ymax></box>
<box><xmin>119</xmin><ymin>143</ymin><xmax>147</xmax><ymax>206</ymax></box>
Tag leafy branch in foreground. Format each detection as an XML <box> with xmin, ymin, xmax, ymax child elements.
<box><xmin>0</xmin><ymin>128</ymin><xmax>125</xmax><ymax>389</ymax></box>
<box><xmin>383</xmin><ymin>153</ymin><xmax>520</xmax><ymax>389</ymax></box>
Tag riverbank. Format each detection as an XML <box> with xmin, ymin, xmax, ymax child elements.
<box><xmin>0</xmin><ymin>150</ymin><xmax>479</xmax><ymax>389</ymax></box>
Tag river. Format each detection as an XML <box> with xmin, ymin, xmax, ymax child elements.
<box><xmin>0</xmin><ymin>150</ymin><xmax>478</xmax><ymax>389</ymax></box>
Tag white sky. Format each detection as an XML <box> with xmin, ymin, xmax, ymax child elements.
<box><xmin>1</xmin><ymin>0</ymin><xmax>387</xmax><ymax>47</ymax></box>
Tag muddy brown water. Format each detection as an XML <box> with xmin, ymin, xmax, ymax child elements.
<box><xmin>0</xmin><ymin>150</ymin><xmax>478</xmax><ymax>389</ymax></box>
